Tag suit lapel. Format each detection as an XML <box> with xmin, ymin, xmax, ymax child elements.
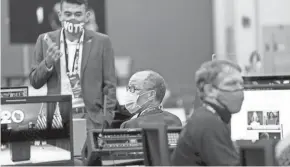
<box><xmin>47</xmin><ymin>29</ymin><xmax>93</xmax><ymax>79</ymax></box>
<box><xmin>81</xmin><ymin>30</ymin><xmax>93</xmax><ymax>79</ymax></box>
<box><xmin>48</xmin><ymin>29</ymin><xmax>62</xmax><ymax>74</ymax></box>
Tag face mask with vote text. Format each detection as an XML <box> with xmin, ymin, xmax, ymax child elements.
<box><xmin>63</xmin><ymin>20</ymin><xmax>85</xmax><ymax>35</ymax></box>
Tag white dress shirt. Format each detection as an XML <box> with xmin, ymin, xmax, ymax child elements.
<box><xmin>59</xmin><ymin>29</ymin><xmax>84</xmax><ymax>107</ymax></box>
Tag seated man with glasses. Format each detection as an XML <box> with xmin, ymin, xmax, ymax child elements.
<box><xmin>120</xmin><ymin>70</ymin><xmax>182</xmax><ymax>129</ymax></box>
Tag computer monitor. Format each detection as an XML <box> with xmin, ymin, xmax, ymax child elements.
<box><xmin>9</xmin><ymin>0</ymin><xmax>106</xmax><ymax>44</ymax></box>
<box><xmin>0</xmin><ymin>95</ymin><xmax>73</xmax><ymax>166</ymax></box>
<box><xmin>238</xmin><ymin>140</ymin><xmax>277</xmax><ymax>166</ymax></box>
<box><xmin>231</xmin><ymin>84</ymin><xmax>290</xmax><ymax>141</ymax></box>
<box><xmin>243</xmin><ymin>75</ymin><xmax>290</xmax><ymax>85</ymax></box>
<box><xmin>141</xmin><ymin>122</ymin><xmax>171</xmax><ymax>166</ymax></box>
<box><xmin>1</xmin><ymin>86</ymin><xmax>28</xmax><ymax>97</ymax></box>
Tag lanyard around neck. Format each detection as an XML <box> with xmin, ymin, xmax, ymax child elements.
<box><xmin>62</xmin><ymin>29</ymin><xmax>84</xmax><ymax>73</ymax></box>
<box><xmin>203</xmin><ymin>103</ymin><xmax>216</xmax><ymax>114</ymax></box>
<box><xmin>138</xmin><ymin>106</ymin><xmax>162</xmax><ymax>117</ymax></box>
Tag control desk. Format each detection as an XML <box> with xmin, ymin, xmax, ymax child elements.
<box><xmin>84</xmin><ymin>127</ymin><xmax>182</xmax><ymax>161</ymax></box>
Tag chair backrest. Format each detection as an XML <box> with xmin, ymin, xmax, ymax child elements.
<box><xmin>237</xmin><ymin>139</ymin><xmax>278</xmax><ymax>166</ymax></box>
<box><xmin>276</xmin><ymin>133</ymin><xmax>290</xmax><ymax>166</ymax></box>
<box><xmin>164</xmin><ymin>108</ymin><xmax>187</xmax><ymax>125</ymax></box>
<box><xmin>140</xmin><ymin>122</ymin><xmax>171</xmax><ymax>166</ymax></box>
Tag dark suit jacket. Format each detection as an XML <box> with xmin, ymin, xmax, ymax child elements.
<box><xmin>29</xmin><ymin>29</ymin><xmax>117</xmax><ymax>128</ymax></box>
<box><xmin>120</xmin><ymin>109</ymin><xmax>182</xmax><ymax>129</ymax></box>
<box><xmin>171</xmin><ymin>106</ymin><xmax>239</xmax><ymax>166</ymax></box>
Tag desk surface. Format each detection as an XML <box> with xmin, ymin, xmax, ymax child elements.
<box><xmin>102</xmin><ymin>159</ymin><xmax>143</xmax><ymax>166</ymax></box>
<box><xmin>0</xmin><ymin>144</ymin><xmax>71</xmax><ymax>165</ymax></box>
<box><xmin>74</xmin><ymin>156</ymin><xmax>143</xmax><ymax>166</ymax></box>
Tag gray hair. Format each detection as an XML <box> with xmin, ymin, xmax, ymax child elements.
<box><xmin>195</xmin><ymin>60</ymin><xmax>242</xmax><ymax>100</ymax></box>
<box><xmin>142</xmin><ymin>70</ymin><xmax>166</xmax><ymax>103</ymax></box>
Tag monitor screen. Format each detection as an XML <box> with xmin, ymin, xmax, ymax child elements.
<box><xmin>0</xmin><ymin>95</ymin><xmax>73</xmax><ymax>166</ymax></box>
<box><xmin>243</xmin><ymin>75</ymin><xmax>290</xmax><ymax>85</ymax></box>
<box><xmin>9</xmin><ymin>0</ymin><xmax>106</xmax><ymax>44</ymax></box>
<box><xmin>1</xmin><ymin>87</ymin><xmax>28</xmax><ymax>98</ymax></box>
<box><xmin>231</xmin><ymin>85</ymin><xmax>290</xmax><ymax>141</ymax></box>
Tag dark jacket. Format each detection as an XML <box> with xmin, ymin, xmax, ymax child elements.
<box><xmin>111</xmin><ymin>104</ymin><xmax>133</xmax><ymax>128</ymax></box>
<box><xmin>120</xmin><ymin>108</ymin><xmax>182</xmax><ymax>129</ymax></box>
<box><xmin>171</xmin><ymin>106</ymin><xmax>239</xmax><ymax>166</ymax></box>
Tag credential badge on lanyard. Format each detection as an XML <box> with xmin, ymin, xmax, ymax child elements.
<box><xmin>63</xmin><ymin>29</ymin><xmax>85</xmax><ymax>101</ymax></box>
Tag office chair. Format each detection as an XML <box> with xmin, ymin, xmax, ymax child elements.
<box><xmin>140</xmin><ymin>122</ymin><xmax>171</xmax><ymax>166</ymax></box>
<box><xmin>237</xmin><ymin>139</ymin><xmax>278</xmax><ymax>166</ymax></box>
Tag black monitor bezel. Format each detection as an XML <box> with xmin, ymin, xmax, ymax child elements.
<box><xmin>244</xmin><ymin>83</ymin><xmax>290</xmax><ymax>90</ymax></box>
<box><xmin>1</xmin><ymin>95</ymin><xmax>73</xmax><ymax>166</ymax></box>
<box><xmin>243</xmin><ymin>75</ymin><xmax>290</xmax><ymax>82</ymax></box>
<box><xmin>238</xmin><ymin>140</ymin><xmax>278</xmax><ymax>166</ymax></box>
<box><xmin>1</xmin><ymin>86</ymin><xmax>29</xmax><ymax>97</ymax></box>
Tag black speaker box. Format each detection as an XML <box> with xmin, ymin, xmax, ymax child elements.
<box><xmin>10</xmin><ymin>141</ymin><xmax>31</xmax><ymax>162</ymax></box>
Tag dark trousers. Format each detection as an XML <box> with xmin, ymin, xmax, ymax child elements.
<box><xmin>72</xmin><ymin>107</ymin><xmax>107</xmax><ymax>130</ymax></box>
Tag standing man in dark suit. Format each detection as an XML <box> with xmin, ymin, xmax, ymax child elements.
<box><xmin>171</xmin><ymin>60</ymin><xmax>243</xmax><ymax>166</ymax></box>
<box><xmin>120</xmin><ymin>70</ymin><xmax>182</xmax><ymax>129</ymax></box>
<box><xmin>29</xmin><ymin>0</ymin><xmax>117</xmax><ymax>130</ymax></box>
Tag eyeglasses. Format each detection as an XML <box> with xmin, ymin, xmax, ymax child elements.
<box><xmin>126</xmin><ymin>85</ymin><xmax>142</xmax><ymax>93</ymax></box>
<box><xmin>212</xmin><ymin>84</ymin><xmax>244</xmax><ymax>92</ymax></box>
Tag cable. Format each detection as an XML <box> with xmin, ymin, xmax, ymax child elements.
<box><xmin>100</xmin><ymin>94</ymin><xmax>107</xmax><ymax>135</ymax></box>
<box><xmin>99</xmin><ymin>88</ymin><xmax>109</xmax><ymax>150</ymax></box>
<box><xmin>97</xmin><ymin>135</ymin><xmax>105</xmax><ymax>150</ymax></box>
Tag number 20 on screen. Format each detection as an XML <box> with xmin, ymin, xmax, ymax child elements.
<box><xmin>0</xmin><ymin>110</ymin><xmax>25</xmax><ymax>124</ymax></box>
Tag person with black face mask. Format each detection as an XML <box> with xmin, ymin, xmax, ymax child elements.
<box><xmin>171</xmin><ymin>60</ymin><xmax>244</xmax><ymax>166</ymax></box>
<box><xmin>29</xmin><ymin>0</ymin><xmax>117</xmax><ymax>130</ymax></box>
<box><xmin>120</xmin><ymin>70</ymin><xmax>182</xmax><ymax>129</ymax></box>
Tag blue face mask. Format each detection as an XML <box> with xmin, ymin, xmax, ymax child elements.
<box><xmin>214</xmin><ymin>86</ymin><xmax>244</xmax><ymax>114</ymax></box>
<box><xmin>123</xmin><ymin>92</ymin><xmax>141</xmax><ymax>114</ymax></box>
<box><xmin>123</xmin><ymin>90</ymin><xmax>155</xmax><ymax>115</ymax></box>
